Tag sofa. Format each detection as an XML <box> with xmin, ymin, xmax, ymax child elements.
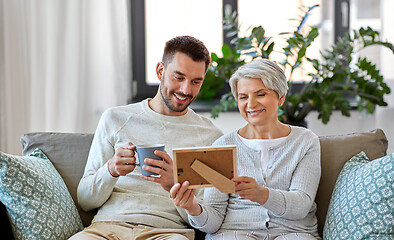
<box><xmin>0</xmin><ymin>129</ymin><xmax>392</xmax><ymax>239</ymax></box>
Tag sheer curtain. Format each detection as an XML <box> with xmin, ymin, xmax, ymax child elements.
<box><xmin>0</xmin><ymin>0</ymin><xmax>131</xmax><ymax>154</ymax></box>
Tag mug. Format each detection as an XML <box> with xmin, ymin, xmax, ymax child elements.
<box><xmin>135</xmin><ymin>144</ymin><xmax>165</xmax><ymax>176</ymax></box>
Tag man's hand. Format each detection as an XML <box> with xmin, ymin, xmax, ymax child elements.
<box><xmin>233</xmin><ymin>176</ymin><xmax>269</xmax><ymax>205</ymax></box>
<box><xmin>108</xmin><ymin>142</ymin><xmax>137</xmax><ymax>177</ymax></box>
<box><xmin>170</xmin><ymin>181</ymin><xmax>202</xmax><ymax>216</ymax></box>
<box><xmin>141</xmin><ymin>150</ymin><xmax>174</xmax><ymax>192</ymax></box>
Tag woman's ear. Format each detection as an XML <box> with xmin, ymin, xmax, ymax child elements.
<box><xmin>279</xmin><ymin>94</ymin><xmax>286</xmax><ymax>106</ymax></box>
<box><xmin>156</xmin><ymin>62</ymin><xmax>164</xmax><ymax>81</ymax></box>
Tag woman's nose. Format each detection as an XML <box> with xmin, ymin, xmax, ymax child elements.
<box><xmin>248</xmin><ymin>96</ymin><xmax>257</xmax><ymax>107</ymax></box>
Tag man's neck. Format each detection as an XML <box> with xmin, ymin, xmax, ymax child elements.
<box><xmin>148</xmin><ymin>96</ymin><xmax>188</xmax><ymax>116</ymax></box>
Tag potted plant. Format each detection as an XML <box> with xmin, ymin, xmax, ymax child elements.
<box><xmin>199</xmin><ymin>5</ymin><xmax>394</xmax><ymax>126</ymax></box>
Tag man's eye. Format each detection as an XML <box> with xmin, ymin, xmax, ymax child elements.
<box><xmin>193</xmin><ymin>81</ymin><xmax>202</xmax><ymax>85</ymax></box>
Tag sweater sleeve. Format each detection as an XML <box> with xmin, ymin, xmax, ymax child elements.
<box><xmin>188</xmin><ymin>187</ymin><xmax>229</xmax><ymax>233</ymax></box>
<box><xmin>77</xmin><ymin>110</ymin><xmax>119</xmax><ymax>211</ymax></box>
<box><xmin>263</xmin><ymin>133</ymin><xmax>321</xmax><ymax>220</ymax></box>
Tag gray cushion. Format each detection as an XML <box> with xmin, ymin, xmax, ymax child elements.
<box><xmin>20</xmin><ymin>132</ymin><xmax>96</xmax><ymax>226</ymax></box>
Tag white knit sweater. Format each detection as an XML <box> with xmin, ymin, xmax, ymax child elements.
<box><xmin>77</xmin><ymin>99</ymin><xmax>223</xmax><ymax>229</ymax></box>
<box><xmin>189</xmin><ymin>126</ymin><xmax>321</xmax><ymax>237</ymax></box>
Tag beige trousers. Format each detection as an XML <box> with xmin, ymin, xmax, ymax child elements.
<box><xmin>206</xmin><ymin>230</ymin><xmax>320</xmax><ymax>240</ymax></box>
<box><xmin>68</xmin><ymin>222</ymin><xmax>195</xmax><ymax>240</ymax></box>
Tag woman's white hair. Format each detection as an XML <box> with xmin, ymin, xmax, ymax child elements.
<box><xmin>229</xmin><ymin>58</ymin><xmax>288</xmax><ymax>99</ymax></box>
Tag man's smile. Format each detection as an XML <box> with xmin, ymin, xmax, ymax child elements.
<box><xmin>173</xmin><ymin>92</ymin><xmax>191</xmax><ymax>103</ymax></box>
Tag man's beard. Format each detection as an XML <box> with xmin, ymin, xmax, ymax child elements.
<box><xmin>159</xmin><ymin>84</ymin><xmax>194</xmax><ymax>113</ymax></box>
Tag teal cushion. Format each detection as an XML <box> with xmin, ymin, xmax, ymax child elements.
<box><xmin>323</xmin><ymin>151</ymin><xmax>394</xmax><ymax>239</ymax></box>
<box><xmin>0</xmin><ymin>149</ymin><xmax>83</xmax><ymax>240</ymax></box>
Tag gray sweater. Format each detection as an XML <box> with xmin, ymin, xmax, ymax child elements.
<box><xmin>189</xmin><ymin>126</ymin><xmax>321</xmax><ymax>237</ymax></box>
<box><xmin>77</xmin><ymin>99</ymin><xmax>223</xmax><ymax>229</ymax></box>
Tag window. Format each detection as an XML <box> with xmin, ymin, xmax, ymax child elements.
<box><xmin>130</xmin><ymin>0</ymin><xmax>226</xmax><ymax>101</ymax></box>
<box><xmin>130</xmin><ymin>0</ymin><xmax>381</xmax><ymax>102</ymax></box>
<box><xmin>237</xmin><ymin>0</ymin><xmax>323</xmax><ymax>81</ymax></box>
<box><xmin>145</xmin><ymin>0</ymin><xmax>223</xmax><ymax>85</ymax></box>
<box><xmin>350</xmin><ymin>0</ymin><xmax>381</xmax><ymax>69</ymax></box>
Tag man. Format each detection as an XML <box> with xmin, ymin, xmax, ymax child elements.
<box><xmin>70</xmin><ymin>36</ymin><xmax>223</xmax><ymax>240</ymax></box>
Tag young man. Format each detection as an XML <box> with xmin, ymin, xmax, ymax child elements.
<box><xmin>70</xmin><ymin>36</ymin><xmax>223</xmax><ymax>240</ymax></box>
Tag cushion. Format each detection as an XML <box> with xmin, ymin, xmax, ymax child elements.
<box><xmin>323</xmin><ymin>151</ymin><xmax>394</xmax><ymax>239</ymax></box>
<box><xmin>316</xmin><ymin>128</ymin><xmax>388</xmax><ymax>236</ymax></box>
<box><xmin>20</xmin><ymin>132</ymin><xmax>96</xmax><ymax>226</ymax></box>
<box><xmin>0</xmin><ymin>149</ymin><xmax>83</xmax><ymax>239</ymax></box>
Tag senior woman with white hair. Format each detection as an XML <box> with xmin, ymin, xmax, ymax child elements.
<box><xmin>170</xmin><ymin>58</ymin><xmax>321</xmax><ymax>240</ymax></box>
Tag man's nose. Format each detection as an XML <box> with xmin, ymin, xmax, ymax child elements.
<box><xmin>179</xmin><ymin>81</ymin><xmax>192</xmax><ymax>95</ymax></box>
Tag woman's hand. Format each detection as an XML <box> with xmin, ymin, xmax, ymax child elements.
<box><xmin>170</xmin><ymin>181</ymin><xmax>202</xmax><ymax>216</ymax></box>
<box><xmin>233</xmin><ymin>176</ymin><xmax>269</xmax><ymax>205</ymax></box>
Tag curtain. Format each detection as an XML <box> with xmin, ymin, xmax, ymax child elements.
<box><xmin>0</xmin><ymin>0</ymin><xmax>131</xmax><ymax>154</ymax></box>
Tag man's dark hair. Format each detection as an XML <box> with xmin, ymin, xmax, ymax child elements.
<box><xmin>162</xmin><ymin>36</ymin><xmax>211</xmax><ymax>72</ymax></box>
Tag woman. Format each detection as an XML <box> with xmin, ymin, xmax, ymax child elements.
<box><xmin>170</xmin><ymin>58</ymin><xmax>321</xmax><ymax>240</ymax></box>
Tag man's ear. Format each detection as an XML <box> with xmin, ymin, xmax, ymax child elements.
<box><xmin>156</xmin><ymin>62</ymin><xmax>164</xmax><ymax>81</ymax></box>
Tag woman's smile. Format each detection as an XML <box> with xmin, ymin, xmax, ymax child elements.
<box><xmin>247</xmin><ymin>109</ymin><xmax>265</xmax><ymax>116</ymax></box>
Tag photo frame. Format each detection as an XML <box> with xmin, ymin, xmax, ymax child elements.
<box><xmin>172</xmin><ymin>145</ymin><xmax>237</xmax><ymax>193</ymax></box>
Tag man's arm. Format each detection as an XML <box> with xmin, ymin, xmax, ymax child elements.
<box><xmin>171</xmin><ymin>183</ymin><xmax>205</xmax><ymax>225</ymax></box>
<box><xmin>77</xmin><ymin>131</ymin><xmax>119</xmax><ymax>211</ymax></box>
<box><xmin>76</xmin><ymin>109</ymin><xmax>137</xmax><ymax>212</ymax></box>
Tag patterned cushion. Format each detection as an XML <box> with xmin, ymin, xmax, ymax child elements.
<box><xmin>0</xmin><ymin>149</ymin><xmax>83</xmax><ymax>240</ymax></box>
<box><xmin>323</xmin><ymin>152</ymin><xmax>394</xmax><ymax>239</ymax></box>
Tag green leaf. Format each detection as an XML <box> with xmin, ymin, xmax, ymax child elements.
<box><xmin>222</xmin><ymin>44</ymin><xmax>232</xmax><ymax>58</ymax></box>
<box><xmin>252</xmin><ymin>26</ymin><xmax>266</xmax><ymax>45</ymax></box>
<box><xmin>211</xmin><ymin>52</ymin><xmax>219</xmax><ymax>62</ymax></box>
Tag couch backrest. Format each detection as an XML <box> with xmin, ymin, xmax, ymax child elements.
<box><xmin>20</xmin><ymin>132</ymin><xmax>96</xmax><ymax>226</ymax></box>
<box><xmin>316</xmin><ymin>128</ymin><xmax>388</xmax><ymax>236</ymax></box>
<box><xmin>18</xmin><ymin>129</ymin><xmax>389</xmax><ymax>237</ymax></box>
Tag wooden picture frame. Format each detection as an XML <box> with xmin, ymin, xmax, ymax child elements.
<box><xmin>172</xmin><ymin>145</ymin><xmax>237</xmax><ymax>193</ymax></box>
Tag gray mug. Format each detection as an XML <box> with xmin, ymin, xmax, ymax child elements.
<box><xmin>135</xmin><ymin>144</ymin><xmax>165</xmax><ymax>176</ymax></box>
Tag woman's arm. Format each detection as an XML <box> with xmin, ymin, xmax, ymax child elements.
<box><xmin>263</xmin><ymin>134</ymin><xmax>321</xmax><ymax>219</ymax></box>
